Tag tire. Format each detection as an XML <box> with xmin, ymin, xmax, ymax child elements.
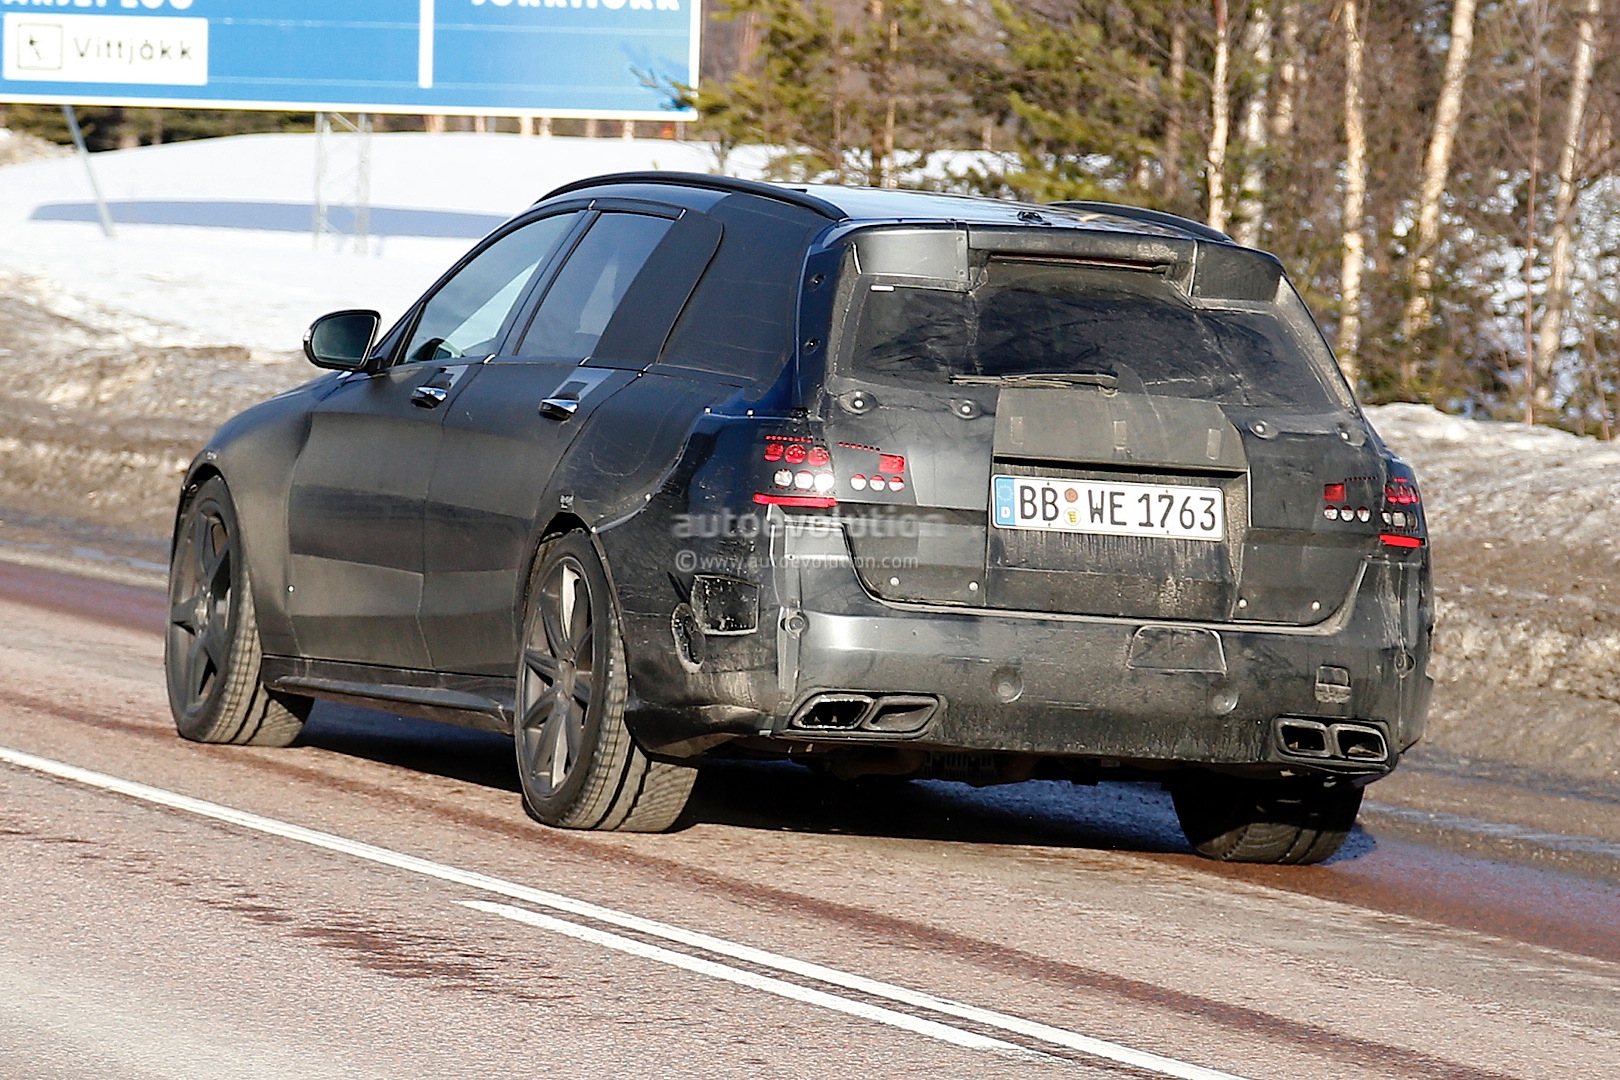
<box><xmin>1171</xmin><ymin>775</ymin><xmax>1362</xmax><ymax>865</ymax></box>
<box><xmin>514</xmin><ymin>531</ymin><xmax>696</xmax><ymax>832</ymax></box>
<box><xmin>165</xmin><ymin>476</ymin><xmax>311</xmax><ymax>747</ymax></box>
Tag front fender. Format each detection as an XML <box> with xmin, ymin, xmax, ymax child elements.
<box><xmin>174</xmin><ymin>377</ymin><xmax>333</xmax><ymax>657</ymax></box>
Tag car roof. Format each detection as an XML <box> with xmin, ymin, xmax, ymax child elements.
<box><xmin>538</xmin><ymin>172</ymin><xmax>1236</xmax><ymax>247</ymax></box>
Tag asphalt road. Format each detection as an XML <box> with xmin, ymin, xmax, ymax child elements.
<box><xmin>1</xmin><ymin>563</ymin><xmax>1617</xmax><ymax>1079</ymax></box>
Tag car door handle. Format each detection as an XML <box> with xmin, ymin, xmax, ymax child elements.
<box><xmin>411</xmin><ymin>385</ymin><xmax>449</xmax><ymax>408</ymax></box>
<box><xmin>538</xmin><ymin>396</ymin><xmax>580</xmax><ymax>420</ymax></box>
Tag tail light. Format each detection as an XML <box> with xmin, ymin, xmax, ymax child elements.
<box><xmin>1378</xmin><ymin>461</ymin><xmax>1425</xmax><ymax>549</ymax></box>
<box><xmin>755</xmin><ymin>435</ymin><xmax>837</xmax><ymax>508</ymax></box>
<box><xmin>1320</xmin><ymin>482</ymin><xmax>1370</xmax><ymax>523</ymax></box>
<box><xmin>839</xmin><ymin>443</ymin><xmax>908</xmax><ymax>494</ymax></box>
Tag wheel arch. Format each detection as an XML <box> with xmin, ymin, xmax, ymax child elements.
<box><xmin>171</xmin><ymin>461</ymin><xmax>224</xmax><ymax>553</ymax></box>
<box><xmin>174</xmin><ymin>383</ymin><xmax>325</xmax><ymax>658</ymax></box>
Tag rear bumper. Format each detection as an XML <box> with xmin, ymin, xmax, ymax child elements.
<box><xmin>612</xmin><ymin>515</ymin><xmax>1432</xmax><ymax>776</ymax></box>
<box><xmin>775</xmin><ymin>585</ymin><xmax>1429</xmax><ymax>774</ymax></box>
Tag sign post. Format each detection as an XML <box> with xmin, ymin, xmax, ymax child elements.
<box><xmin>60</xmin><ymin>104</ymin><xmax>114</xmax><ymax>238</ymax></box>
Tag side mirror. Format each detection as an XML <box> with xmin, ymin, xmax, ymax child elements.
<box><xmin>304</xmin><ymin>309</ymin><xmax>381</xmax><ymax>371</ymax></box>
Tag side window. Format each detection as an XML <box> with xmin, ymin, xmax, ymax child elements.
<box><xmin>400</xmin><ymin>212</ymin><xmax>577</xmax><ymax>365</ymax></box>
<box><xmin>658</xmin><ymin>196</ymin><xmax>822</xmax><ymax>382</ymax></box>
<box><xmin>517</xmin><ymin>212</ymin><xmax>673</xmax><ymax>359</ymax></box>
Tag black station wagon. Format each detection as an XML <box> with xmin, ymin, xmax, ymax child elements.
<box><xmin>165</xmin><ymin>173</ymin><xmax>1433</xmax><ymax>864</ymax></box>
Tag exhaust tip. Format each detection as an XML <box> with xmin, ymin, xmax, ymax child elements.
<box><xmin>788</xmin><ymin>693</ymin><xmax>940</xmax><ymax>736</ymax></box>
<box><xmin>1331</xmin><ymin>723</ymin><xmax>1389</xmax><ymax>763</ymax></box>
<box><xmin>1276</xmin><ymin>719</ymin><xmax>1331</xmax><ymax>758</ymax></box>
<box><xmin>790</xmin><ymin>694</ymin><xmax>873</xmax><ymax>731</ymax></box>
<box><xmin>863</xmin><ymin>695</ymin><xmax>937</xmax><ymax>734</ymax></box>
<box><xmin>1274</xmin><ymin>717</ymin><xmax>1390</xmax><ymax>766</ymax></box>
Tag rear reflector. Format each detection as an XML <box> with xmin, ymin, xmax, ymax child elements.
<box><xmin>754</xmin><ymin>493</ymin><xmax>837</xmax><ymax>508</ymax></box>
<box><xmin>1379</xmin><ymin>533</ymin><xmax>1424</xmax><ymax>549</ymax></box>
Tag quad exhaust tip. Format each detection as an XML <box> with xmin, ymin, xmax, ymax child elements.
<box><xmin>789</xmin><ymin>693</ymin><xmax>939</xmax><ymax>736</ymax></box>
<box><xmin>1275</xmin><ymin>718</ymin><xmax>1388</xmax><ymax>765</ymax></box>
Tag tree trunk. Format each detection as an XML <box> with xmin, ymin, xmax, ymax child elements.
<box><xmin>1398</xmin><ymin>0</ymin><xmax>1480</xmax><ymax>386</ymax></box>
<box><xmin>1533</xmin><ymin>0</ymin><xmax>1601</xmax><ymax>417</ymax></box>
<box><xmin>1208</xmin><ymin>0</ymin><xmax>1232</xmax><ymax>234</ymax></box>
<box><xmin>867</xmin><ymin>0</ymin><xmax>888</xmax><ymax>187</ymax></box>
<box><xmin>1270</xmin><ymin>1</ymin><xmax>1300</xmax><ymax>144</ymax></box>
<box><xmin>1234</xmin><ymin>4</ymin><xmax>1273</xmax><ymax>248</ymax></box>
<box><xmin>884</xmin><ymin>13</ymin><xmax>898</xmax><ymax>188</ymax></box>
<box><xmin>1521</xmin><ymin>1</ymin><xmax>1548</xmax><ymax>423</ymax></box>
<box><xmin>1338</xmin><ymin>0</ymin><xmax>1368</xmax><ymax>389</ymax></box>
<box><xmin>1165</xmin><ymin>4</ymin><xmax>1188</xmax><ymax>202</ymax></box>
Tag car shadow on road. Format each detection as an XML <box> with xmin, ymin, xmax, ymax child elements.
<box><xmin>297</xmin><ymin>702</ymin><xmax>521</xmax><ymax>794</ymax></box>
<box><xmin>294</xmin><ymin>701</ymin><xmax>1377</xmax><ymax>863</ymax></box>
<box><xmin>684</xmin><ymin>758</ymin><xmax>1196</xmax><ymax>854</ymax></box>
<box><xmin>687</xmin><ymin>763</ymin><xmax>1378</xmax><ymax>864</ymax></box>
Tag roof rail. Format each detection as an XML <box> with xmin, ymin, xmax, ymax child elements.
<box><xmin>1049</xmin><ymin>201</ymin><xmax>1235</xmax><ymax>245</ymax></box>
<box><xmin>539</xmin><ymin>172</ymin><xmax>847</xmax><ymax>221</ymax></box>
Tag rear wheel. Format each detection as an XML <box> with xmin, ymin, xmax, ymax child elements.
<box><xmin>514</xmin><ymin>531</ymin><xmax>695</xmax><ymax>832</ymax></box>
<box><xmin>165</xmin><ymin>476</ymin><xmax>311</xmax><ymax>747</ymax></box>
<box><xmin>1171</xmin><ymin>775</ymin><xmax>1362</xmax><ymax>864</ymax></box>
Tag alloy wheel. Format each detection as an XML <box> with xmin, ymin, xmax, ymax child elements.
<box><xmin>517</xmin><ymin>554</ymin><xmax>597</xmax><ymax>798</ymax></box>
<box><xmin>168</xmin><ymin>501</ymin><xmax>234</xmax><ymax>715</ymax></box>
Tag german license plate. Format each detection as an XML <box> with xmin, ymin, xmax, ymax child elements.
<box><xmin>992</xmin><ymin>475</ymin><xmax>1224</xmax><ymax>541</ymax></box>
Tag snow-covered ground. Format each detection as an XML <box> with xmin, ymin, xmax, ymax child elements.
<box><xmin>0</xmin><ymin>131</ymin><xmax>761</xmax><ymax>353</ymax></box>
<box><xmin>1</xmin><ymin>131</ymin><xmax>1617</xmax><ymax>786</ymax></box>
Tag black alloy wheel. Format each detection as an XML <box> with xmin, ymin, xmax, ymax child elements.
<box><xmin>515</xmin><ymin>531</ymin><xmax>695</xmax><ymax>832</ymax></box>
<box><xmin>165</xmin><ymin>476</ymin><xmax>308</xmax><ymax>746</ymax></box>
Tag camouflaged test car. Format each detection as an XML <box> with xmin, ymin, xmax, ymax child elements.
<box><xmin>165</xmin><ymin>173</ymin><xmax>1432</xmax><ymax>864</ymax></box>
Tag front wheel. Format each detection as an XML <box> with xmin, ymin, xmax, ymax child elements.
<box><xmin>514</xmin><ymin>531</ymin><xmax>695</xmax><ymax>832</ymax></box>
<box><xmin>165</xmin><ymin>476</ymin><xmax>310</xmax><ymax>747</ymax></box>
<box><xmin>1171</xmin><ymin>775</ymin><xmax>1362</xmax><ymax>865</ymax></box>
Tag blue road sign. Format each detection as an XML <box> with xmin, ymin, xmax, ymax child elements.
<box><xmin>1</xmin><ymin>0</ymin><xmax>696</xmax><ymax>117</ymax></box>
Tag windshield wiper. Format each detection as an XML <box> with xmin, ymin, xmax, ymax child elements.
<box><xmin>949</xmin><ymin>370</ymin><xmax>1118</xmax><ymax>389</ymax></box>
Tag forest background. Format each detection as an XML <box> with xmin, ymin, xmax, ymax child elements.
<box><xmin>2</xmin><ymin>0</ymin><xmax>1615</xmax><ymax>430</ymax></box>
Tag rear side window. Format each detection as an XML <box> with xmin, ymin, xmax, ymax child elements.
<box><xmin>657</xmin><ymin>196</ymin><xmax>823</xmax><ymax>383</ymax></box>
<box><xmin>518</xmin><ymin>212</ymin><xmax>673</xmax><ymax>359</ymax></box>
<box><xmin>842</xmin><ymin>258</ymin><xmax>1348</xmax><ymax>411</ymax></box>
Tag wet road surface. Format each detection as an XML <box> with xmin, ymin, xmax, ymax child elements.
<box><xmin>1</xmin><ymin>562</ymin><xmax>1616</xmax><ymax>1079</ymax></box>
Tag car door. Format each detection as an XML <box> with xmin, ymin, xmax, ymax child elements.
<box><xmin>419</xmin><ymin>205</ymin><xmax>723</xmax><ymax>674</ymax></box>
<box><xmin>284</xmin><ymin>210</ymin><xmax>583</xmax><ymax>669</ymax></box>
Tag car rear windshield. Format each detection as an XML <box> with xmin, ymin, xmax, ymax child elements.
<box><xmin>842</xmin><ymin>257</ymin><xmax>1350</xmax><ymax>411</ymax></box>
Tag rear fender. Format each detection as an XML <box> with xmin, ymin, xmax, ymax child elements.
<box><xmin>535</xmin><ymin>375</ymin><xmax>802</xmax><ymax>742</ymax></box>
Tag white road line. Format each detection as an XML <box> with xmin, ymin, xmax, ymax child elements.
<box><xmin>459</xmin><ymin>901</ymin><xmax>1043</xmax><ymax>1061</ymax></box>
<box><xmin>0</xmin><ymin>744</ymin><xmax>1248</xmax><ymax>1080</ymax></box>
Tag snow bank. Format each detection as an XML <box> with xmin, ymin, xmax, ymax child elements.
<box><xmin>0</xmin><ymin>132</ymin><xmax>766</xmax><ymax>353</ymax></box>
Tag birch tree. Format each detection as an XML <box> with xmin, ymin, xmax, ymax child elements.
<box><xmin>1398</xmin><ymin>0</ymin><xmax>1480</xmax><ymax>382</ymax></box>
<box><xmin>1338</xmin><ymin>0</ymin><xmax>1368</xmax><ymax>387</ymax></box>
<box><xmin>1208</xmin><ymin>0</ymin><xmax>1233</xmax><ymax>233</ymax></box>
<box><xmin>1234</xmin><ymin>3</ymin><xmax>1274</xmax><ymax>247</ymax></box>
<box><xmin>1532</xmin><ymin>0</ymin><xmax>1603</xmax><ymax>417</ymax></box>
<box><xmin>1270</xmin><ymin>1</ymin><xmax>1301</xmax><ymax>145</ymax></box>
<box><xmin>1165</xmin><ymin>3</ymin><xmax>1190</xmax><ymax>205</ymax></box>
<box><xmin>1519</xmin><ymin>0</ymin><xmax>1551</xmax><ymax>420</ymax></box>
